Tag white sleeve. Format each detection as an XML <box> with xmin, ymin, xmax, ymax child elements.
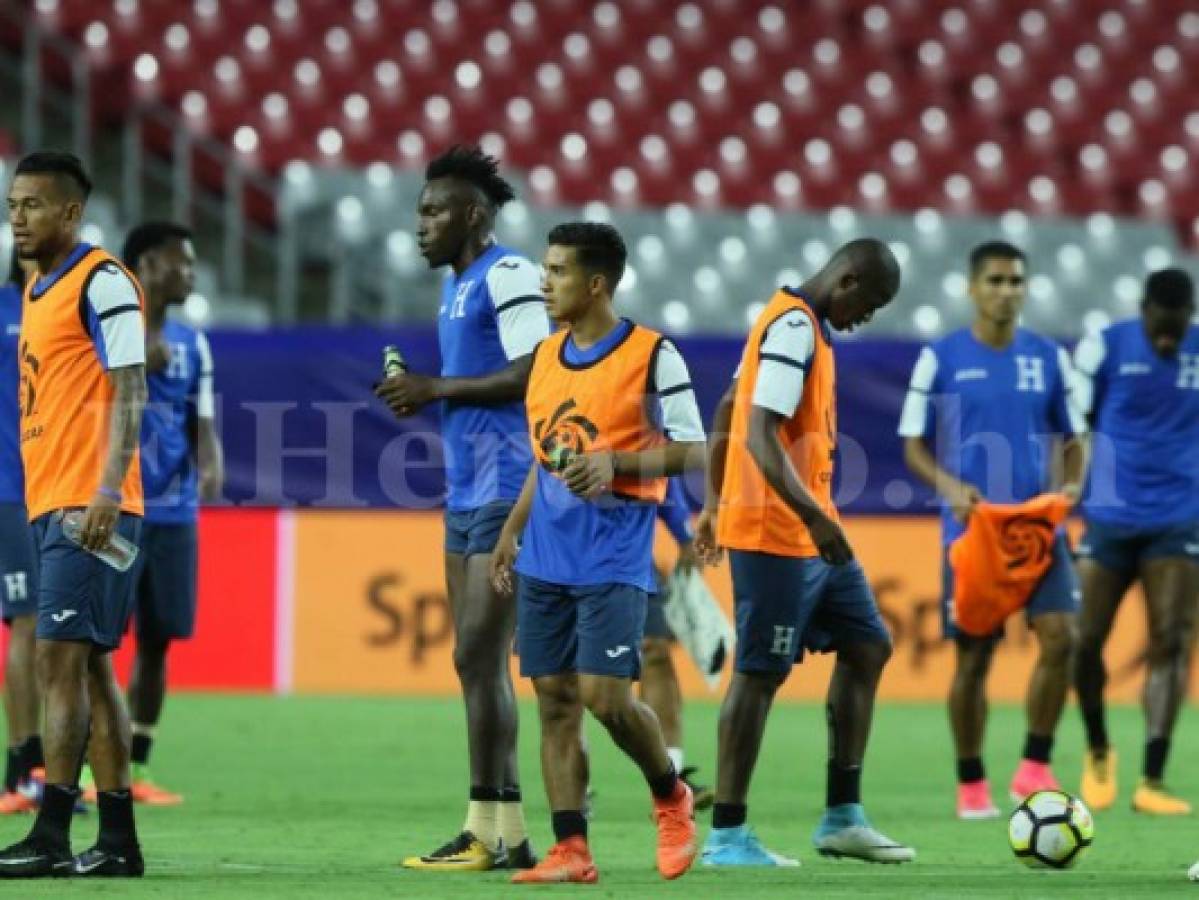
<box><xmin>1071</xmin><ymin>330</ymin><xmax>1106</xmax><ymax>417</ymax></box>
<box><xmin>86</xmin><ymin>264</ymin><xmax>145</xmax><ymax>369</ymax></box>
<box><xmin>486</xmin><ymin>255</ymin><xmax>550</xmax><ymax>360</ymax></box>
<box><xmin>897</xmin><ymin>346</ymin><xmax>938</xmax><ymax>437</ymax></box>
<box><xmin>750</xmin><ymin>310</ymin><xmax>814</xmax><ymax>417</ymax></box>
<box><xmin>195</xmin><ymin>331</ymin><xmax>215</xmax><ymax>419</ymax></box>
<box><xmin>653</xmin><ymin>339</ymin><xmax>705</xmax><ymax>442</ymax></box>
<box><xmin>1057</xmin><ymin>346</ymin><xmax>1089</xmax><ymax>435</ymax></box>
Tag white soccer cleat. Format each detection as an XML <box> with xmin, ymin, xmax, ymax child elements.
<box><xmin>1188</xmin><ymin>859</ymin><xmax>1199</xmax><ymax>881</ymax></box>
<box><xmin>814</xmin><ymin>825</ymin><xmax>915</xmax><ymax>864</ymax></box>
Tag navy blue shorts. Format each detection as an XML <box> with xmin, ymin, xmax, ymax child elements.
<box><xmin>131</xmin><ymin>522</ymin><xmax>198</xmax><ymax>642</ymax></box>
<box><xmin>33</xmin><ymin>511</ymin><xmax>142</xmax><ymax>651</ymax></box>
<box><xmin>0</xmin><ymin>503</ymin><xmax>38</xmax><ymax>622</ymax></box>
<box><xmin>941</xmin><ymin>532</ymin><xmax>1080</xmax><ymax>641</ymax></box>
<box><xmin>1076</xmin><ymin>518</ymin><xmax>1199</xmax><ymax>577</ymax></box>
<box><xmin>517</xmin><ymin>575</ymin><xmax>648</xmax><ymax>679</ymax></box>
<box><xmin>643</xmin><ymin>569</ymin><xmax>673</xmax><ymax>641</ymax></box>
<box><xmin>444</xmin><ymin>501</ymin><xmax>514</xmax><ymax>557</ymax></box>
<box><xmin>729</xmin><ymin>550</ymin><xmax>890</xmax><ymax>675</ymax></box>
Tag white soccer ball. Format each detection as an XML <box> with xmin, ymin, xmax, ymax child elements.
<box><xmin>1008</xmin><ymin>790</ymin><xmax>1094</xmax><ymax>870</ymax></box>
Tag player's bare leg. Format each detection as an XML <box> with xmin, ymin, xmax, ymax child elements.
<box><xmin>577</xmin><ymin>673</ymin><xmax>695</xmax><ymax>880</ymax></box>
<box><xmin>1074</xmin><ymin>559</ymin><xmax>1131</xmax><ymax>810</ymax></box>
<box><xmin>125</xmin><ymin>634</ymin><xmax>181</xmax><ymax>806</ymax></box>
<box><xmin>1</xmin><ymin>615</ymin><xmax>42</xmax><ymax>814</ymax></box>
<box><xmin>814</xmin><ymin>640</ymin><xmax>913</xmax><ymax>864</ymax></box>
<box><xmin>1011</xmin><ymin>612</ymin><xmax>1076</xmax><ymax>800</ymax></box>
<box><xmin>402</xmin><ymin>551</ymin><xmax>526</xmax><ymax>871</ymax></box>
<box><xmin>949</xmin><ymin>636</ymin><xmax>999</xmax><ymax>817</ymax></box>
<box><xmin>0</xmin><ymin>640</ymin><xmax>90</xmax><ymax>876</ymax></box>
<box><xmin>639</xmin><ymin>638</ymin><xmax>712</xmax><ymax>808</ymax></box>
<box><xmin>1132</xmin><ymin>557</ymin><xmax>1199</xmax><ymax>815</ymax></box>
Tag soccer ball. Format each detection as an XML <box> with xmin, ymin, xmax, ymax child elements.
<box><xmin>1008</xmin><ymin>790</ymin><xmax>1094</xmax><ymax>869</ymax></box>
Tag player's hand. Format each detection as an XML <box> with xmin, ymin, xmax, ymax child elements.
<box><xmin>145</xmin><ymin>337</ymin><xmax>170</xmax><ymax>374</ymax></box>
<box><xmin>948</xmin><ymin>482</ymin><xmax>982</xmax><ymax>523</ymax></box>
<box><xmin>79</xmin><ymin>492</ymin><xmax>120</xmax><ymax>552</ymax></box>
<box><xmin>490</xmin><ymin>529</ymin><xmax>519</xmax><ymax>596</ymax></box>
<box><xmin>374</xmin><ymin>373</ymin><xmax>440</xmax><ymax>418</ymax></box>
<box><xmin>694</xmin><ymin>508</ymin><xmax>723</xmax><ymax>566</ymax></box>
<box><xmin>561</xmin><ymin>451</ymin><xmax>614</xmax><ymax>499</ymax></box>
<box><xmin>807</xmin><ymin>513</ymin><xmax>854</xmax><ymax>566</ymax></box>
<box><xmin>675</xmin><ymin>540</ymin><xmax>699</xmax><ymax>574</ymax></box>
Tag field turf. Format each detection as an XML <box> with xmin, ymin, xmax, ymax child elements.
<box><xmin>3</xmin><ymin>695</ymin><xmax>1197</xmax><ymax>897</ymax></box>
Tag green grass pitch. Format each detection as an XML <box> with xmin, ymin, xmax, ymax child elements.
<box><xmin>4</xmin><ymin>695</ymin><xmax>1197</xmax><ymax>897</ymax></box>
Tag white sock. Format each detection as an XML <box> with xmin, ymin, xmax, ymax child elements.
<box><xmin>499</xmin><ymin>799</ymin><xmax>528</xmax><ymax>848</ymax></box>
<box><xmin>463</xmin><ymin>800</ymin><xmax>500</xmax><ymax>849</ymax></box>
<box><xmin>667</xmin><ymin>747</ymin><xmax>685</xmax><ymax>773</ymax></box>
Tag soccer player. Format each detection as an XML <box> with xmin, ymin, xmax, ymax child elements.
<box><xmin>0</xmin><ymin>151</ymin><xmax>147</xmax><ymax>876</ymax></box>
<box><xmin>491</xmin><ymin>221</ymin><xmax>704</xmax><ymax>884</ymax></box>
<box><xmin>1072</xmin><ymin>268</ymin><xmax>1199</xmax><ymax>815</ymax></box>
<box><xmin>642</xmin><ymin>477</ymin><xmax>714</xmax><ymax>809</ymax></box>
<box><xmin>696</xmin><ymin>239</ymin><xmax>914</xmax><ymax>866</ymax></box>
<box><xmin>0</xmin><ymin>252</ymin><xmax>45</xmax><ymax>815</ymax></box>
<box><xmin>375</xmin><ymin>145</ymin><xmax>547</xmax><ymax>870</ymax></box>
<box><xmin>899</xmin><ymin>241</ymin><xmax>1088</xmax><ymax>819</ymax></box>
<box><xmin>120</xmin><ymin>221</ymin><xmax>222</xmax><ymax>805</ymax></box>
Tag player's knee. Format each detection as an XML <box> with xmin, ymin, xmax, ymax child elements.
<box><xmin>452</xmin><ymin>638</ymin><xmax>502</xmax><ymax>683</ymax></box>
<box><xmin>35</xmin><ymin>641</ymin><xmax>88</xmax><ymax>687</ymax></box>
<box><xmin>1146</xmin><ymin>629</ymin><xmax>1186</xmax><ymax>667</ymax></box>
<box><xmin>1036</xmin><ymin>622</ymin><xmax>1077</xmax><ymax>667</ymax></box>
<box><xmin>579</xmin><ymin>682</ymin><xmax>633</xmax><ymax>727</ymax></box>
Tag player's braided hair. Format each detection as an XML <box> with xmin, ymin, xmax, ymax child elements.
<box><xmin>425</xmin><ymin>144</ymin><xmax>516</xmax><ymax>210</ymax></box>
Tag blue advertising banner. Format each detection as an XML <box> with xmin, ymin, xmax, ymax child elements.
<box><xmin>206</xmin><ymin>327</ymin><xmax>934</xmax><ymax>514</ymax></box>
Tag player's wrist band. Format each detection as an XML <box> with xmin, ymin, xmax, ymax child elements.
<box><xmin>96</xmin><ymin>486</ymin><xmax>122</xmax><ymax>503</ymax></box>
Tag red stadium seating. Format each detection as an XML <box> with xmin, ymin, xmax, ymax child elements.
<box><xmin>29</xmin><ymin>0</ymin><xmax>1199</xmax><ymax>241</ymax></box>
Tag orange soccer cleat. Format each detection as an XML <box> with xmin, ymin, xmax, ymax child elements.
<box><xmin>511</xmin><ymin>836</ymin><xmax>598</xmax><ymax>885</ymax></box>
<box><xmin>652</xmin><ymin>780</ymin><xmax>697</xmax><ymax>880</ymax></box>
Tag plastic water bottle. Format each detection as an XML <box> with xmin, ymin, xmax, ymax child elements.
<box><xmin>382</xmin><ymin>344</ymin><xmax>407</xmax><ymax>377</ymax></box>
<box><xmin>59</xmin><ymin>510</ymin><xmax>139</xmax><ymax>572</ymax></box>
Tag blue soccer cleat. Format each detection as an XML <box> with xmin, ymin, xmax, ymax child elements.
<box><xmin>701</xmin><ymin>824</ymin><xmax>800</xmax><ymax>867</ymax></box>
<box><xmin>813</xmin><ymin>803</ymin><xmax>914</xmax><ymax>864</ymax></box>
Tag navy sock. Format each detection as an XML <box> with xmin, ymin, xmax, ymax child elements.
<box><xmin>3</xmin><ymin>748</ymin><xmax>19</xmax><ymax>793</ymax></box>
<box><xmin>21</xmin><ymin>735</ymin><xmax>44</xmax><ymax>774</ymax></box>
<box><xmin>97</xmin><ymin>790</ymin><xmax>139</xmax><ymax>851</ymax></box>
<box><xmin>469</xmin><ymin>785</ymin><xmax>503</xmax><ymax>802</ymax></box>
<box><xmin>957</xmin><ymin>757</ymin><xmax>985</xmax><ymax>784</ymax></box>
<box><xmin>130</xmin><ymin>733</ymin><xmax>152</xmax><ymax>767</ymax></box>
<box><xmin>712</xmin><ymin>803</ymin><xmax>747</xmax><ymax>829</ymax></box>
<box><xmin>1081</xmin><ymin>707</ymin><xmax>1108</xmax><ymax>753</ymax></box>
<box><xmin>1022</xmin><ymin>733</ymin><xmax>1053</xmax><ymax>764</ymax></box>
<box><xmin>827</xmin><ymin>762</ymin><xmax>862</xmax><ymax>807</ymax></box>
<box><xmin>551</xmin><ymin>810</ymin><xmax>587</xmax><ymax>842</ymax></box>
<box><xmin>500</xmin><ymin>786</ymin><xmax>522</xmax><ymax>803</ymax></box>
<box><xmin>1144</xmin><ymin>738</ymin><xmax>1170</xmax><ymax>781</ymax></box>
<box><xmin>647</xmin><ymin>765</ymin><xmax>678</xmax><ymax>801</ymax></box>
<box><xmin>31</xmin><ymin>784</ymin><xmax>77</xmax><ymax>848</ymax></box>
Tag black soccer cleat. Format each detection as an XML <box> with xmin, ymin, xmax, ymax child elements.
<box><xmin>679</xmin><ymin>767</ymin><xmax>715</xmax><ymax>811</ymax></box>
<box><xmin>0</xmin><ymin>837</ymin><xmax>74</xmax><ymax>878</ymax></box>
<box><xmin>71</xmin><ymin>844</ymin><xmax>145</xmax><ymax>877</ymax></box>
<box><xmin>504</xmin><ymin>838</ymin><xmax>538</xmax><ymax>870</ymax></box>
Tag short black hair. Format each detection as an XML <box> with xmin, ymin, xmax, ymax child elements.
<box><xmin>14</xmin><ymin>151</ymin><xmax>92</xmax><ymax>201</ymax></box>
<box><xmin>969</xmin><ymin>240</ymin><xmax>1026</xmax><ymax>277</ymax></box>
<box><xmin>1144</xmin><ymin>267</ymin><xmax>1194</xmax><ymax>309</ymax></box>
<box><xmin>547</xmin><ymin>221</ymin><xmax>627</xmax><ymax>292</ymax></box>
<box><xmin>122</xmin><ymin>221</ymin><xmax>193</xmax><ymax>271</ymax></box>
<box><xmin>425</xmin><ymin>144</ymin><xmax>516</xmax><ymax>210</ymax></box>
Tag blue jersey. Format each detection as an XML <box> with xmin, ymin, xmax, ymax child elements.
<box><xmin>1076</xmin><ymin>319</ymin><xmax>1199</xmax><ymax>526</ymax></box>
<box><xmin>514</xmin><ymin>320</ymin><xmax>704</xmax><ymax>592</ymax></box>
<box><xmin>438</xmin><ymin>242</ymin><xmax>548</xmax><ymax>511</ymax></box>
<box><xmin>141</xmin><ymin>319</ymin><xmax>214</xmax><ymax>524</ymax></box>
<box><xmin>898</xmin><ymin>327</ymin><xmax>1085</xmax><ymax>545</ymax></box>
<box><xmin>0</xmin><ymin>283</ymin><xmax>22</xmax><ymax>504</ymax></box>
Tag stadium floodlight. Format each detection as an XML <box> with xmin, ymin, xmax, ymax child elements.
<box><xmin>1143</xmin><ymin>246</ymin><xmax>1172</xmax><ymax>271</ymax></box>
<box><xmin>888</xmin><ymin>241</ymin><xmax>911</xmax><ymax>269</ymax></box>
<box><xmin>353</xmin><ymin>0</ymin><xmax>379</xmax><ymax>26</ymax></box>
<box><xmin>81</xmin><ymin>223</ymin><xmax>104</xmax><ymax>247</ymax></box>
<box><xmin>803</xmin><ymin>240</ymin><xmax>830</xmax><ymax>269</ymax></box>
<box><xmin>232</xmin><ymin>125</ymin><xmax>259</xmax><ymax>155</ymax></box>
<box><xmin>913</xmin><ymin>208</ymin><xmax>942</xmax><ymax>238</ymax></box>
<box><xmin>1087</xmin><ymin>213</ymin><xmax>1116</xmax><ymax>242</ymax></box>
<box><xmin>262</xmin><ymin>93</ymin><xmax>288</xmax><ymax>122</ymax></box>
<box><xmin>588</xmin><ymin>99</ymin><xmax>615</xmax><ymax>129</ymax></box>
<box><xmin>617</xmin><ymin>265</ymin><xmax>637</xmax><ymax>294</ymax></box>
<box><xmin>636</xmin><ymin>235</ymin><xmax>665</xmax><ymax>267</ymax></box>
<box><xmin>1057</xmin><ymin>244</ymin><xmax>1086</xmax><ymax>275</ymax></box>
<box><xmin>1114</xmin><ymin>275</ymin><xmax>1140</xmax><ymax>308</ymax></box>
<box><xmin>396</xmin><ymin>130</ymin><xmax>424</xmax><ymax>162</ymax></box>
<box><xmin>365</xmin><ymin>162</ymin><xmax>393</xmax><ymax>190</ymax></box>
<box><xmin>560</xmin><ymin>133</ymin><xmax>588</xmax><ymax>164</ymax></box>
<box><xmin>133</xmin><ymin>53</ymin><xmax>159</xmax><ymax>83</ymax></box>
<box><xmin>1029</xmin><ymin>275</ymin><xmax>1055</xmax><ymax>303</ymax></box>
<box><xmin>485</xmin><ymin>30</ymin><xmax>512</xmax><ymax>62</ymax></box>
<box><xmin>662</xmin><ymin>300</ymin><xmax>691</xmax><ymax>333</ymax></box>
<box><xmin>423</xmin><ymin>96</ymin><xmax>451</xmax><ymax>127</ymax></box>
<box><xmin>317</xmin><ymin>127</ymin><xmax>344</xmax><ymax>158</ymax></box>
<box><xmin>166</xmin><ymin>23</ymin><xmax>190</xmax><ymax>53</ymax></box>
<box><xmin>1029</xmin><ymin>174</ymin><xmax>1059</xmax><ymax>204</ymax></box>
<box><xmin>611</xmin><ymin>167</ymin><xmax>638</xmax><ymax>198</ymax></box>
<box><xmin>772</xmin><ymin>171</ymin><xmax>801</xmax><ymax>205</ymax></box>
<box><xmin>693</xmin><ymin>266</ymin><xmax>721</xmax><ymax>294</ymax></box>
<box><xmin>455</xmin><ymin>61</ymin><xmax>482</xmax><ymax>91</ymax></box>
<box><xmin>912</xmin><ymin>305</ymin><xmax>942</xmax><ymax>336</ymax></box>
<box><xmin>1000</xmin><ymin>210</ymin><xmax>1029</xmax><ymax>238</ymax></box>
<box><xmin>344</xmin><ymin>94</ymin><xmax>370</xmax><ymax>123</ymax></box>
<box><xmin>581</xmin><ymin>201</ymin><xmax>611</xmax><ymax>223</ymax></box>
<box><xmin>746</xmin><ymin>204</ymin><xmax>775</xmax><ymax>235</ymax></box>
<box><xmin>942</xmin><ymin>271</ymin><xmax>967</xmax><ymax>300</ymax></box>
<box><xmin>184</xmin><ymin>293</ymin><xmax>211</xmax><ymax>325</ymax></box>
<box><xmin>1082</xmin><ymin>310</ymin><xmax>1111</xmax><ymax>334</ymax></box>
<box><xmin>829</xmin><ymin>206</ymin><xmax>857</xmax><ymax>234</ymax></box>
<box><xmin>245</xmin><ymin>25</ymin><xmax>270</xmax><ymax>54</ymax></box>
<box><xmin>272</xmin><ymin>0</ymin><xmax>298</xmax><ymax>21</ymax></box>
<box><xmin>719</xmin><ymin>237</ymin><xmax>748</xmax><ymax>269</ymax></box>
<box><xmin>731</xmin><ymin>37</ymin><xmax>756</xmax><ymax>68</ymax></box>
<box><xmin>813</xmin><ymin>38</ymin><xmax>839</xmax><ymax>68</ymax></box>
<box><xmin>775</xmin><ymin>268</ymin><xmax>801</xmax><ymax>288</ymax></box>
<box><xmin>84</xmin><ymin>21</ymin><xmax>108</xmax><ymax>50</ymax></box>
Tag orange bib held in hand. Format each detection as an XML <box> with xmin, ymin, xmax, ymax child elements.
<box><xmin>948</xmin><ymin>493</ymin><xmax>1072</xmax><ymax>637</ymax></box>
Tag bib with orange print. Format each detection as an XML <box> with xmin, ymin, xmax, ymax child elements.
<box><xmin>718</xmin><ymin>290</ymin><xmax>838</xmax><ymax>558</ymax></box>
<box><xmin>20</xmin><ymin>246</ymin><xmax>145</xmax><ymax>520</ymax></box>
<box><xmin>525</xmin><ymin>323</ymin><xmax>667</xmax><ymax>503</ymax></box>
<box><xmin>948</xmin><ymin>493</ymin><xmax>1072</xmax><ymax>637</ymax></box>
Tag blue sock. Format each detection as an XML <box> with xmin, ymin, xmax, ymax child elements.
<box><xmin>821</xmin><ymin>802</ymin><xmax>867</xmax><ymax>828</ymax></box>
